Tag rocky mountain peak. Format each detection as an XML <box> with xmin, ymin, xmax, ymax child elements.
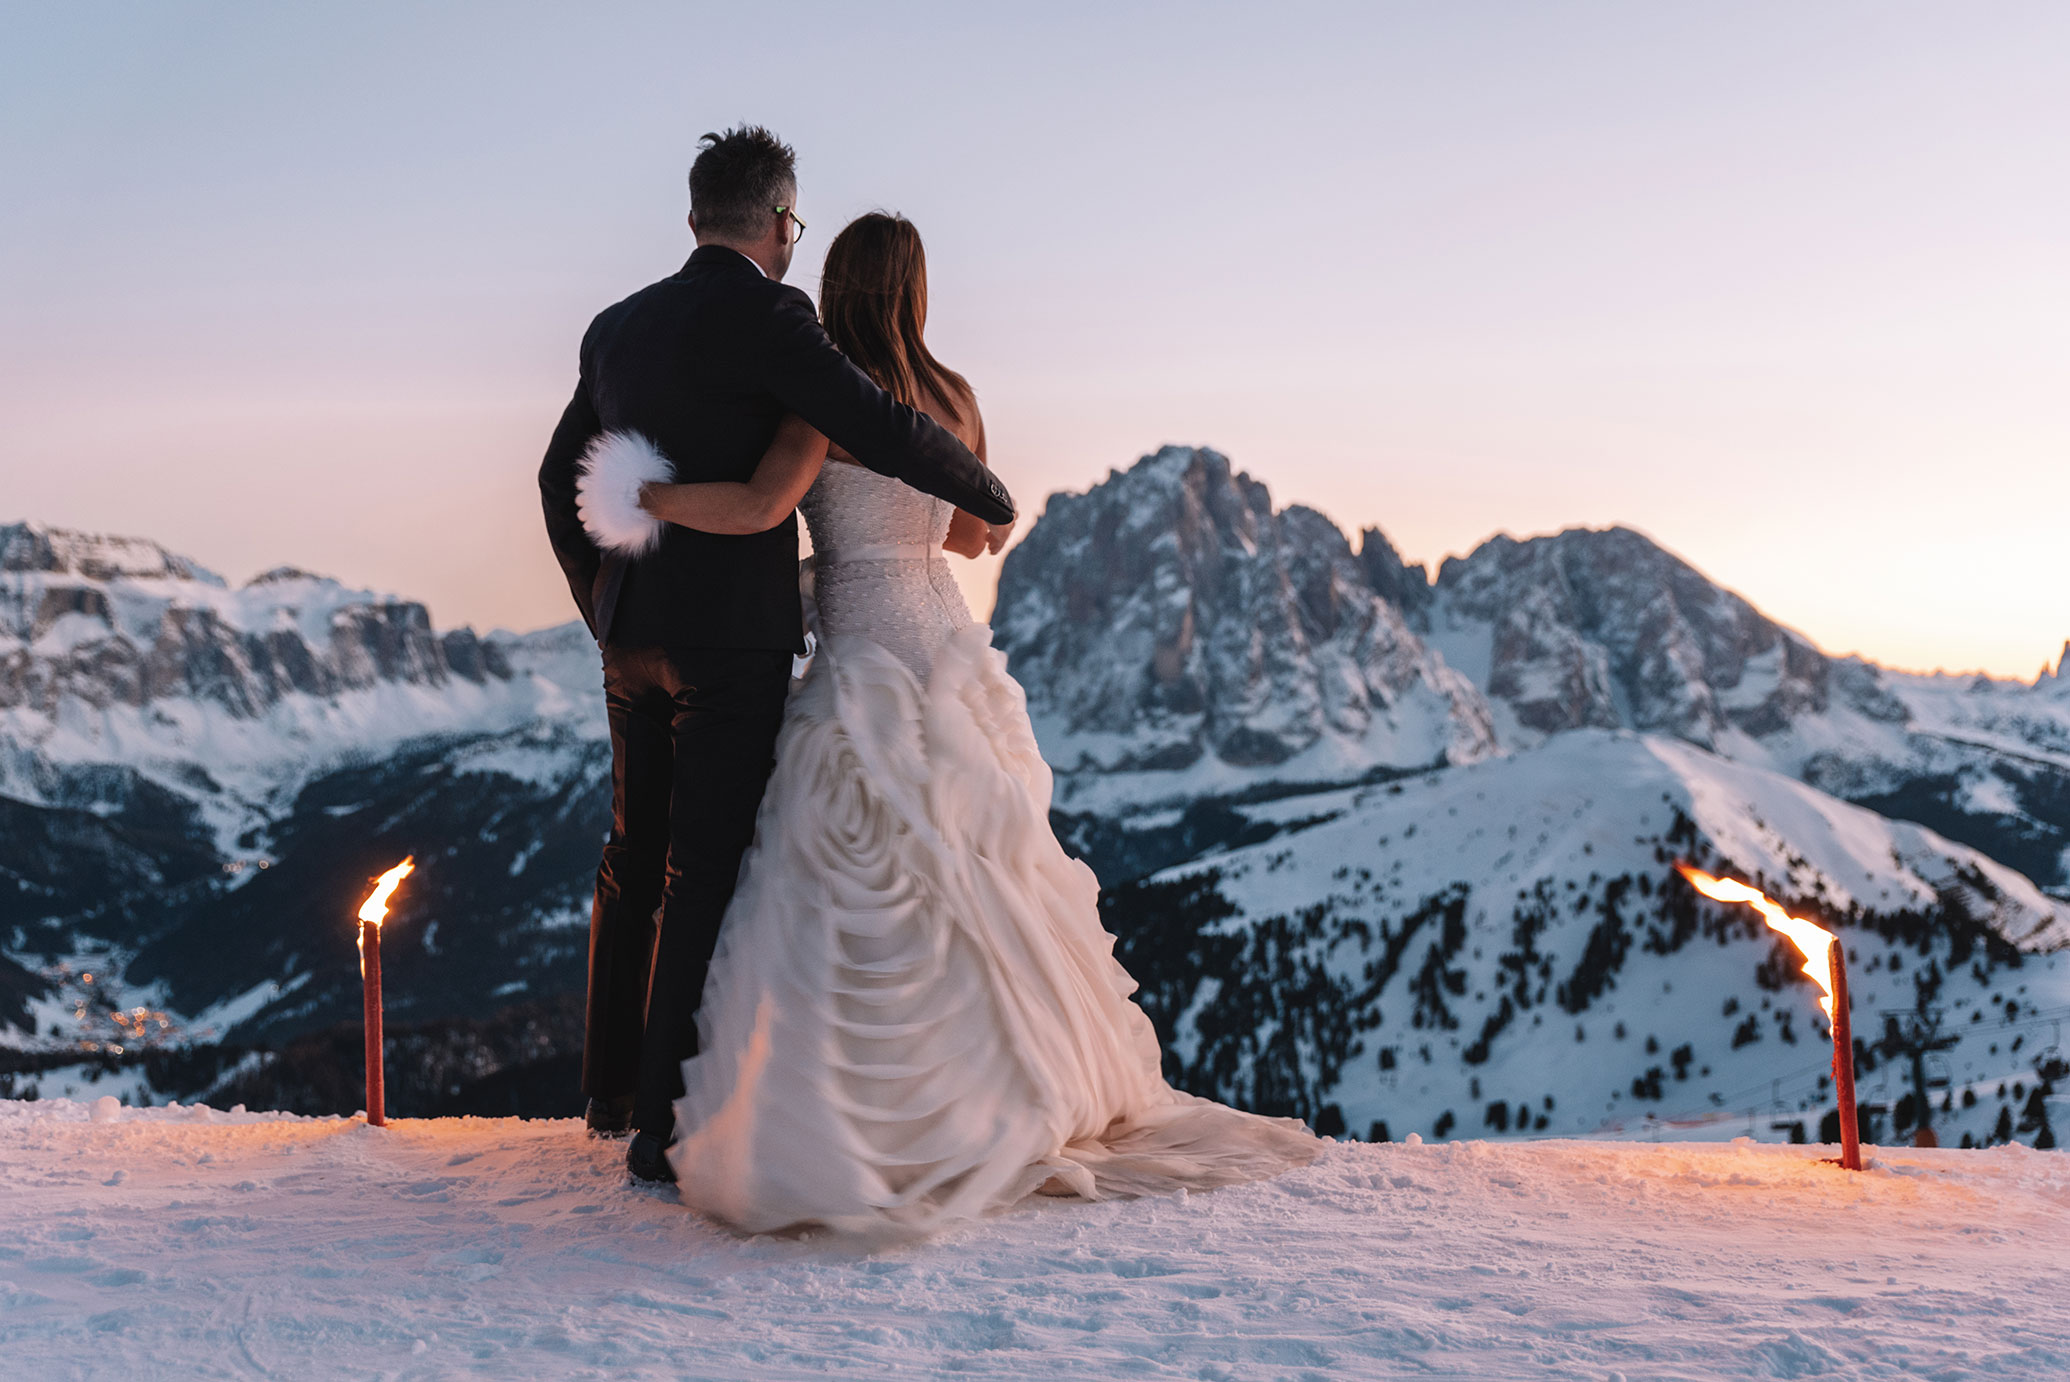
<box><xmin>1421</xmin><ymin>524</ymin><xmax>1882</xmax><ymax>748</ymax></box>
<box><xmin>1355</xmin><ymin>527</ymin><xmax>1432</xmax><ymax>622</ymax></box>
<box><xmin>245</xmin><ymin>565</ymin><xmax>329</xmax><ymax>587</ymax></box>
<box><xmin>2041</xmin><ymin>640</ymin><xmax>2070</xmax><ymax>689</ymax></box>
<box><xmin>0</xmin><ymin>521</ymin><xmax>221</xmax><ymax>585</ymax></box>
<box><xmin>993</xmin><ymin>447</ymin><xmax>1494</xmax><ymax>805</ymax></box>
<box><xmin>0</xmin><ymin>519</ymin><xmax>513</xmax><ymax>730</ymax></box>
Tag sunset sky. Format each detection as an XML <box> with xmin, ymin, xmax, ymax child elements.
<box><xmin>4</xmin><ymin>3</ymin><xmax>2066</xmax><ymax>678</ymax></box>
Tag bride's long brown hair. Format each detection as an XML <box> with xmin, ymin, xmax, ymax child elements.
<box><xmin>819</xmin><ymin>213</ymin><xmax>974</xmax><ymax>427</ymax></box>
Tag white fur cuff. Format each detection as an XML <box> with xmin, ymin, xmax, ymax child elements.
<box><xmin>575</xmin><ymin>431</ymin><xmax>674</xmax><ymax>557</ymax></box>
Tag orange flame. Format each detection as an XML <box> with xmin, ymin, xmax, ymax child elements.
<box><xmin>1677</xmin><ymin>867</ymin><xmax>1837</xmax><ymax>1022</ymax></box>
<box><xmin>357</xmin><ymin>857</ymin><xmax>415</xmax><ymax>928</ymax></box>
<box><xmin>355</xmin><ymin>857</ymin><xmax>415</xmax><ymax>976</ymax></box>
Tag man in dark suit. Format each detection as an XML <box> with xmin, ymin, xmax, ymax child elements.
<box><xmin>538</xmin><ymin>126</ymin><xmax>1015</xmax><ymax>1181</ymax></box>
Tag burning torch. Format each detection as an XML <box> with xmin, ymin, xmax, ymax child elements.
<box><xmin>356</xmin><ymin>857</ymin><xmax>414</xmax><ymax>1128</ymax></box>
<box><xmin>1678</xmin><ymin>867</ymin><xmax>1862</xmax><ymax>1171</ymax></box>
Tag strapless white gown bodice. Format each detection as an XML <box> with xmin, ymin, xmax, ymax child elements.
<box><xmin>668</xmin><ymin>464</ymin><xmax>1318</xmax><ymax>1237</ymax></box>
<box><xmin>797</xmin><ymin>460</ymin><xmax>974</xmax><ymax>674</ymax></box>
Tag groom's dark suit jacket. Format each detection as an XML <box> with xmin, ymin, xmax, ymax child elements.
<box><xmin>538</xmin><ymin>246</ymin><xmax>1014</xmax><ymax>650</ymax></box>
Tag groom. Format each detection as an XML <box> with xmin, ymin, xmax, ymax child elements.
<box><xmin>538</xmin><ymin>126</ymin><xmax>1015</xmax><ymax>1182</ymax></box>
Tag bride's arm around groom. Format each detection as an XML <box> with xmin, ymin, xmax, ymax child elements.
<box><xmin>535</xmin><ymin>189</ymin><xmax>1010</xmax><ymax>641</ymax></box>
<box><xmin>635</xmin><ymin>403</ymin><xmax>1012</xmax><ymax>558</ymax></box>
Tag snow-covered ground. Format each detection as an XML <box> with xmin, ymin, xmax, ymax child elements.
<box><xmin>4</xmin><ymin>1099</ymin><xmax>2066</xmax><ymax>1380</ymax></box>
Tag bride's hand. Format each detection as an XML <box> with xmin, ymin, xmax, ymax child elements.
<box><xmin>943</xmin><ymin>508</ymin><xmax>990</xmax><ymax>559</ymax></box>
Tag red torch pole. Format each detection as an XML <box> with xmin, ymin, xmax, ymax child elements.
<box><xmin>1828</xmin><ymin>937</ymin><xmax>1861</xmax><ymax>1171</ymax></box>
<box><xmin>1677</xmin><ymin>868</ymin><xmax>1863</xmax><ymax>1172</ymax></box>
<box><xmin>362</xmin><ymin>916</ymin><xmax>385</xmax><ymax>1127</ymax></box>
<box><xmin>354</xmin><ymin>856</ymin><xmax>411</xmax><ymax>1128</ymax></box>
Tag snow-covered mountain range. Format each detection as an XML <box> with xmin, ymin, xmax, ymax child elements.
<box><xmin>0</xmin><ymin>520</ymin><xmax>600</xmax><ymax>838</ymax></box>
<box><xmin>996</xmin><ymin>448</ymin><xmax>2070</xmax><ymax>896</ymax></box>
<box><xmin>4</xmin><ymin>451</ymin><xmax>2065</xmax><ymax>1148</ymax></box>
<box><xmin>0</xmin><ymin>519</ymin><xmax>608</xmax><ymax>1050</ymax></box>
<box><xmin>1410</xmin><ymin>522</ymin><xmax>2070</xmax><ymax>895</ymax></box>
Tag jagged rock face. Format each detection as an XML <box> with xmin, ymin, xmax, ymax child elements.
<box><xmin>0</xmin><ymin>523</ymin><xmax>216</xmax><ymax>584</ymax></box>
<box><xmin>1423</xmin><ymin>527</ymin><xmax>1892</xmax><ymax>748</ymax></box>
<box><xmin>1002</xmin><ymin>471</ymin><xmax>2069</xmax><ymax>894</ymax></box>
<box><xmin>2045</xmin><ymin>643</ymin><xmax>2070</xmax><ymax>689</ymax></box>
<box><xmin>993</xmin><ymin>448</ymin><xmax>1494</xmax><ymax>786</ymax></box>
<box><xmin>0</xmin><ymin>522</ymin><xmax>510</xmax><ymax>721</ymax></box>
<box><xmin>1354</xmin><ymin>527</ymin><xmax>1431</xmax><ymax>624</ymax></box>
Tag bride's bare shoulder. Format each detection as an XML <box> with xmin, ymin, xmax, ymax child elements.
<box><xmin>921</xmin><ymin>383</ymin><xmax>985</xmax><ymax>457</ymax></box>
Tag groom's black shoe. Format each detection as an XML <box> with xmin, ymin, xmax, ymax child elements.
<box><xmin>585</xmin><ymin>1095</ymin><xmax>635</xmax><ymax>1139</ymax></box>
<box><xmin>625</xmin><ymin>1130</ymin><xmax>678</xmax><ymax>1184</ymax></box>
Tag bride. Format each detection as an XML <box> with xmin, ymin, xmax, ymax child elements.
<box><xmin>617</xmin><ymin>212</ymin><xmax>1316</xmax><ymax>1236</ymax></box>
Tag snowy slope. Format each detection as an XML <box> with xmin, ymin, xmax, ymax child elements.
<box><xmin>1</xmin><ymin>521</ymin><xmax>608</xmax><ymax>1046</ymax></box>
<box><xmin>1408</xmin><ymin>523</ymin><xmax>2070</xmax><ymax>893</ymax></box>
<box><xmin>3</xmin><ymin>1097</ymin><xmax>2066</xmax><ymax>1380</ymax></box>
<box><xmin>1106</xmin><ymin>730</ymin><xmax>2070</xmax><ymax>1151</ymax></box>
<box><xmin>0</xmin><ymin>710</ymin><xmax>610</xmax><ymax>1051</ymax></box>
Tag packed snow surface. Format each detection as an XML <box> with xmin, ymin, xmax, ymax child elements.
<box><xmin>4</xmin><ymin>1099</ymin><xmax>2066</xmax><ymax>1379</ymax></box>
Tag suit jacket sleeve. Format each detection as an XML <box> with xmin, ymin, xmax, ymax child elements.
<box><xmin>758</xmin><ymin>285</ymin><xmax>1016</xmax><ymax>525</ymax></box>
<box><xmin>538</xmin><ymin>338</ymin><xmax>606</xmax><ymax>638</ymax></box>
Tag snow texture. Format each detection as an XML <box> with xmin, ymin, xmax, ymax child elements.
<box><xmin>2</xmin><ymin>1097</ymin><xmax>2066</xmax><ymax>1379</ymax></box>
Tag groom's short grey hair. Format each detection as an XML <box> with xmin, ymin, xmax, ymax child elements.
<box><xmin>689</xmin><ymin>126</ymin><xmax>797</xmax><ymax>239</ymax></box>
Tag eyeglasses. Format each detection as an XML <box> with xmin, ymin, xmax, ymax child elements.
<box><xmin>775</xmin><ymin>205</ymin><xmax>807</xmax><ymax>244</ymax></box>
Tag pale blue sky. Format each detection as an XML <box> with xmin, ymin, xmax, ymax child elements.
<box><xmin>4</xmin><ymin>3</ymin><xmax>2066</xmax><ymax>675</ymax></box>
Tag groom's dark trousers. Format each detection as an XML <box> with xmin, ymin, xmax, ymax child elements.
<box><xmin>538</xmin><ymin>246</ymin><xmax>1014</xmax><ymax>1139</ymax></box>
<box><xmin>589</xmin><ymin>644</ymin><xmax>792</xmax><ymax>1140</ymax></box>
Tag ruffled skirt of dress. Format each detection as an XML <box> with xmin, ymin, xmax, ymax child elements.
<box><xmin>666</xmin><ymin>623</ymin><xmax>1319</xmax><ymax>1237</ymax></box>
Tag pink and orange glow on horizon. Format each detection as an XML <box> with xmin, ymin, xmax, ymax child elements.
<box><xmin>4</xmin><ymin>7</ymin><xmax>2066</xmax><ymax>678</ymax></box>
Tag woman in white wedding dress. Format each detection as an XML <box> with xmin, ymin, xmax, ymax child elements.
<box><xmin>634</xmin><ymin>214</ymin><xmax>1317</xmax><ymax>1237</ymax></box>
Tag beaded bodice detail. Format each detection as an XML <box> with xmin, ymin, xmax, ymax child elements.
<box><xmin>799</xmin><ymin>462</ymin><xmax>973</xmax><ymax>676</ymax></box>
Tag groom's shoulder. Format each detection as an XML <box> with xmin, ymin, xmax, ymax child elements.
<box><xmin>581</xmin><ymin>274</ymin><xmax>673</xmax><ymax>337</ymax></box>
<box><xmin>593</xmin><ymin>265</ymin><xmax>809</xmax><ymax>325</ymax></box>
<box><xmin>577</xmin><ymin>265</ymin><xmax>819</xmax><ymax>370</ymax></box>
<box><xmin>674</xmin><ymin>260</ymin><xmax>814</xmax><ymax>318</ymax></box>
